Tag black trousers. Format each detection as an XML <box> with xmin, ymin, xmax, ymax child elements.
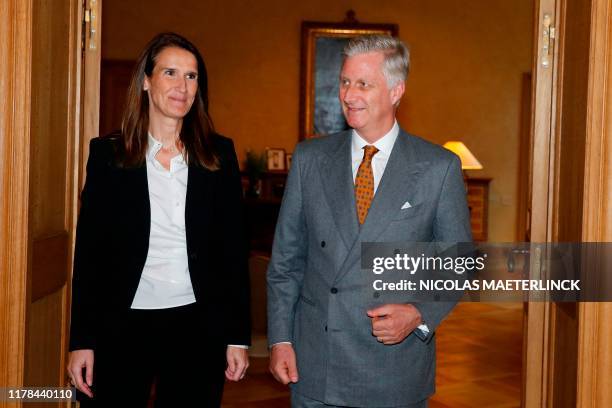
<box><xmin>78</xmin><ymin>303</ymin><xmax>226</xmax><ymax>407</ymax></box>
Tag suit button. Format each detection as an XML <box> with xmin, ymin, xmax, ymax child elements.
<box><xmin>373</xmin><ymin>291</ymin><xmax>380</xmax><ymax>298</ymax></box>
<box><xmin>321</xmin><ymin>241</ymin><xmax>326</xmax><ymax>248</ymax></box>
<box><xmin>330</xmin><ymin>287</ymin><xmax>338</xmax><ymax>294</ymax></box>
<box><xmin>189</xmin><ymin>253</ymin><xmax>197</xmax><ymax>260</ymax></box>
<box><xmin>324</xmin><ymin>325</ymin><xmax>328</xmax><ymax>332</ymax></box>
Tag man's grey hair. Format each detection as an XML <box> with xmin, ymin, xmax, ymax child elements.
<box><xmin>343</xmin><ymin>35</ymin><xmax>410</xmax><ymax>87</ymax></box>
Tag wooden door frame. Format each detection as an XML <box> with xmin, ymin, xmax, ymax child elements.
<box><xmin>525</xmin><ymin>0</ymin><xmax>612</xmax><ymax>406</ymax></box>
<box><xmin>80</xmin><ymin>0</ymin><xmax>103</xmax><ymax>191</ymax></box>
<box><xmin>0</xmin><ymin>0</ymin><xmax>33</xmax><ymax>394</ymax></box>
<box><xmin>524</xmin><ymin>0</ymin><xmax>560</xmax><ymax>403</ymax></box>
<box><xmin>60</xmin><ymin>0</ymin><xmax>89</xmax><ymax>392</ymax></box>
<box><xmin>576</xmin><ymin>0</ymin><xmax>612</xmax><ymax>405</ymax></box>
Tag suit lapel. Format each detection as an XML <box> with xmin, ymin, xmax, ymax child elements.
<box><xmin>319</xmin><ymin>132</ymin><xmax>359</xmax><ymax>252</ymax></box>
<box><xmin>185</xmin><ymin>165</ymin><xmax>214</xmax><ymax>241</ymax></box>
<box><xmin>118</xmin><ymin>163</ymin><xmax>151</xmax><ymax>268</ymax></box>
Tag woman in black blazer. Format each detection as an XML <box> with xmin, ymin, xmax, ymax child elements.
<box><xmin>67</xmin><ymin>32</ymin><xmax>250</xmax><ymax>407</ymax></box>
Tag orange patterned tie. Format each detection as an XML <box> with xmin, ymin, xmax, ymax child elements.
<box><xmin>355</xmin><ymin>145</ymin><xmax>379</xmax><ymax>224</ymax></box>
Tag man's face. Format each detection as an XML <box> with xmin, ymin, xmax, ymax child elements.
<box><xmin>144</xmin><ymin>46</ymin><xmax>199</xmax><ymax>121</ymax></box>
<box><xmin>339</xmin><ymin>51</ymin><xmax>404</xmax><ymax>141</ymax></box>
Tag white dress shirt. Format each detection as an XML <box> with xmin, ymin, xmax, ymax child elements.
<box><xmin>131</xmin><ymin>133</ymin><xmax>196</xmax><ymax>309</ymax></box>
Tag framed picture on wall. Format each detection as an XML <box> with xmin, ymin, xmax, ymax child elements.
<box><xmin>267</xmin><ymin>148</ymin><xmax>286</xmax><ymax>171</ymax></box>
<box><xmin>299</xmin><ymin>11</ymin><xmax>398</xmax><ymax>140</ymax></box>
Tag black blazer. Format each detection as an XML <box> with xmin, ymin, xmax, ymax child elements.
<box><xmin>69</xmin><ymin>134</ymin><xmax>251</xmax><ymax>351</ymax></box>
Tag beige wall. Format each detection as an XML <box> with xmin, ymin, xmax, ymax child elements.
<box><xmin>102</xmin><ymin>0</ymin><xmax>533</xmax><ymax>241</ymax></box>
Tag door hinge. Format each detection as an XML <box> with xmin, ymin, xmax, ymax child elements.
<box><xmin>541</xmin><ymin>14</ymin><xmax>556</xmax><ymax>68</ymax></box>
<box><xmin>82</xmin><ymin>0</ymin><xmax>98</xmax><ymax>51</ymax></box>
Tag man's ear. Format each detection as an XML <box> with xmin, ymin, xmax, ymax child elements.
<box><xmin>390</xmin><ymin>81</ymin><xmax>405</xmax><ymax>106</ymax></box>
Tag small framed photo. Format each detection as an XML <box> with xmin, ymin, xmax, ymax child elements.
<box><xmin>286</xmin><ymin>153</ymin><xmax>293</xmax><ymax>170</ymax></box>
<box><xmin>267</xmin><ymin>148</ymin><xmax>286</xmax><ymax>171</ymax></box>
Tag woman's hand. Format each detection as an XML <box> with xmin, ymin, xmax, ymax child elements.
<box><xmin>67</xmin><ymin>349</ymin><xmax>94</xmax><ymax>398</ymax></box>
<box><xmin>225</xmin><ymin>346</ymin><xmax>249</xmax><ymax>381</ymax></box>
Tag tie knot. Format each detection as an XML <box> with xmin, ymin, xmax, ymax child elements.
<box><xmin>362</xmin><ymin>145</ymin><xmax>379</xmax><ymax>162</ymax></box>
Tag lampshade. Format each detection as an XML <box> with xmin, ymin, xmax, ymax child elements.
<box><xmin>442</xmin><ymin>141</ymin><xmax>483</xmax><ymax>170</ymax></box>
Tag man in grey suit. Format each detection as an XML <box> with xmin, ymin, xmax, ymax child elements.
<box><xmin>267</xmin><ymin>35</ymin><xmax>472</xmax><ymax>407</ymax></box>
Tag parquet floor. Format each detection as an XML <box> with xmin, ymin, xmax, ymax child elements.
<box><xmin>222</xmin><ymin>303</ymin><xmax>523</xmax><ymax>407</ymax></box>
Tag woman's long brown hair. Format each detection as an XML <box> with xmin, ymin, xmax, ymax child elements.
<box><xmin>120</xmin><ymin>32</ymin><xmax>219</xmax><ymax>170</ymax></box>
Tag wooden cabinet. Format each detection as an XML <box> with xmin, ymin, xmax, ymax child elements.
<box><xmin>466</xmin><ymin>177</ymin><xmax>491</xmax><ymax>241</ymax></box>
<box><xmin>242</xmin><ymin>172</ymin><xmax>287</xmax><ymax>253</ymax></box>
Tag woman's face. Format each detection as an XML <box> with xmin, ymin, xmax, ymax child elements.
<box><xmin>143</xmin><ymin>46</ymin><xmax>198</xmax><ymax>122</ymax></box>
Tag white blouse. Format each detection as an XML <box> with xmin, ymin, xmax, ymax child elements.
<box><xmin>131</xmin><ymin>133</ymin><xmax>196</xmax><ymax>309</ymax></box>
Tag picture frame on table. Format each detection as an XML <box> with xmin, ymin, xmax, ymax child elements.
<box><xmin>267</xmin><ymin>148</ymin><xmax>286</xmax><ymax>171</ymax></box>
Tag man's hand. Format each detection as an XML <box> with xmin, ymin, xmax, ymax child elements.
<box><xmin>269</xmin><ymin>343</ymin><xmax>299</xmax><ymax>385</ymax></box>
<box><xmin>226</xmin><ymin>346</ymin><xmax>249</xmax><ymax>381</ymax></box>
<box><xmin>367</xmin><ymin>304</ymin><xmax>422</xmax><ymax>345</ymax></box>
<box><xmin>67</xmin><ymin>349</ymin><xmax>94</xmax><ymax>398</ymax></box>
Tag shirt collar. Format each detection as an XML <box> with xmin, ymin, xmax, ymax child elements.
<box><xmin>147</xmin><ymin>132</ymin><xmax>163</xmax><ymax>162</ymax></box>
<box><xmin>351</xmin><ymin>120</ymin><xmax>399</xmax><ymax>158</ymax></box>
<box><xmin>146</xmin><ymin>132</ymin><xmax>186</xmax><ymax>164</ymax></box>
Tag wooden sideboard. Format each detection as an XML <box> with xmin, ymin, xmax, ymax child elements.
<box><xmin>242</xmin><ymin>172</ymin><xmax>286</xmax><ymax>253</ymax></box>
<box><xmin>466</xmin><ymin>177</ymin><xmax>491</xmax><ymax>241</ymax></box>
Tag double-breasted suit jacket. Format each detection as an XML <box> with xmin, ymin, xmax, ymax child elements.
<box><xmin>267</xmin><ymin>129</ymin><xmax>472</xmax><ymax>407</ymax></box>
<box><xmin>70</xmin><ymin>134</ymin><xmax>250</xmax><ymax>352</ymax></box>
